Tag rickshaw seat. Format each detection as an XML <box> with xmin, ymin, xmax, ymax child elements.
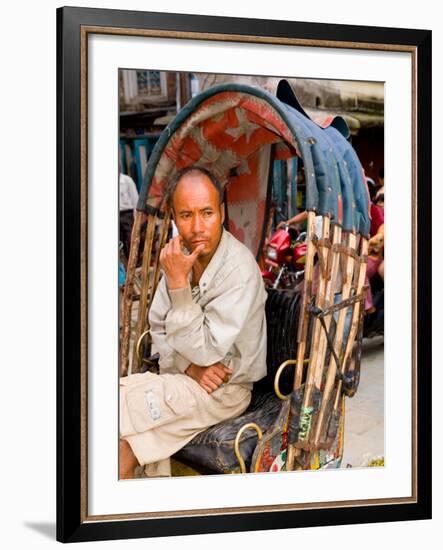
<box><xmin>173</xmin><ymin>288</ymin><xmax>301</xmax><ymax>474</ymax></box>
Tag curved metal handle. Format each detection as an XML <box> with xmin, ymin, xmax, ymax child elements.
<box><xmin>274</xmin><ymin>359</ymin><xmax>304</xmax><ymax>401</ymax></box>
<box><xmin>234</xmin><ymin>423</ymin><xmax>263</xmax><ymax>474</ymax></box>
<box><xmin>274</xmin><ymin>358</ymin><xmax>310</xmax><ymax>400</ymax></box>
<box><xmin>274</xmin><ymin>359</ymin><xmax>297</xmax><ymax>401</ymax></box>
<box><xmin>135</xmin><ymin>329</ymin><xmax>151</xmax><ymax>364</ymax></box>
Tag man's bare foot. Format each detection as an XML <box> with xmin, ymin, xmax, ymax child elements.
<box><xmin>119</xmin><ymin>439</ymin><xmax>139</xmax><ymax>479</ymax></box>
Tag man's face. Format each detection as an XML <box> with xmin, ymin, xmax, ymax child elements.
<box><xmin>172</xmin><ymin>172</ymin><xmax>225</xmax><ymax>262</ymax></box>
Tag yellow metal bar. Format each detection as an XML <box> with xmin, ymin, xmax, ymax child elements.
<box><xmin>234</xmin><ymin>423</ymin><xmax>263</xmax><ymax>474</ymax></box>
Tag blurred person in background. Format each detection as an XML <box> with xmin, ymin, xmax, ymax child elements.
<box><xmin>119</xmin><ymin>171</ymin><xmax>139</xmax><ymax>259</ymax></box>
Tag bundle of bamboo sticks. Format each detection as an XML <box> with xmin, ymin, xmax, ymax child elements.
<box><xmin>120</xmin><ymin>210</ymin><xmax>171</xmax><ymax>377</ymax></box>
<box><xmin>285</xmin><ymin>211</ymin><xmax>368</xmax><ymax>469</ymax></box>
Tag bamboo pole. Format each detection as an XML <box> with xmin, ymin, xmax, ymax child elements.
<box><xmin>295</xmin><ymin>215</ymin><xmax>331</xmax><ymax>450</ymax></box>
<box><xmin>130</xmin><ymin>213</ymin><xmax>157</xmax><ymax>374</ymax></box>
<box><xmin>151</xmin><ymin>209</ymin><xmax>171</xmax><ymax>302</ymax></box>
<box><xmin>120</xmin><ymin>210</ymin><xmax>143</xmax><ymax>377</ymax></box>
<box><xmin>302</xmin><ymin>223</ymin><xmax>343</xmax><ymax>450</ymax></box>
<box><xmin>294</xmin><ymin>212</ymin><xmax>318</xmax><ymax>388</ymax></box>
<box><xmin>312</xmin><ymin>224</ymin><xmax>342</xmax><ymax>391</ymax></box>
<box><xmin>286</xmin><ymin>211</ymin><xmax>316</xmax><ymax>471</ymax></box>
<box><xmin>312</xmin><ymin>231</ymin><xmax>357</xmax><ymax>448</ymax></box>
<box><xmin>258</xmin><ymin>205</ymin><xmax>275</xmax><ymax>271</ymax></box>
<box><xmin>331</xmin><ymin>237</ymin><xmax>369</xmax><ymax>415</ymax></box>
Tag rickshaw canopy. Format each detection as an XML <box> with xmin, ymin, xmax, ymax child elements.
<box><xmin>137</xmin><ymin>82</ymin><xmax>370</xmax><ymax>258</ymax></box>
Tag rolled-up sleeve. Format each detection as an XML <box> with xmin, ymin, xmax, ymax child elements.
<box><xmin>165</xmin><ymin>268</ymin><xmax>259</xmax><ymax>366</ymax></box>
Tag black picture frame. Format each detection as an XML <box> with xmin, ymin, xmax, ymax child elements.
<box><xmin>57</xmin><ymin>6</ymin><xmax>432</xmax><ymax>543</ymax></box>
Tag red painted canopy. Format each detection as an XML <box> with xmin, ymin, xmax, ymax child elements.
<box><xmin>138</xmin><ymin>83</ymin><xmax>370</xmax><ymax>256</ymax></box>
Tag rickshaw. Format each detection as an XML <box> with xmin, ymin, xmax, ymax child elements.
<box><xmin>120</xmin><ymin>80</ymin><xmax>370</xmax><ymax>475</ymax></box>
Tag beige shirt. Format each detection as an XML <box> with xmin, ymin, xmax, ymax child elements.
<box><xmin>149</xmin><ymin>229</ymin><xmax>267</xmax><ymax>388</ymax></box>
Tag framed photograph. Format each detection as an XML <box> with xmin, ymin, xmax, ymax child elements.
<box><xmin>57</xmin><ymin>6</ymin><xmax>431</xmax><ymax>543</ymax></box>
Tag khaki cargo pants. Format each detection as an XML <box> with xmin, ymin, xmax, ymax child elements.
<box><xmin>120</xmin><ymin>371</ymin><xmax>252</xmax><ymax>477</ymax></box>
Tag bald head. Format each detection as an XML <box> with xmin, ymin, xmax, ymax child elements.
<box><xmin>166</xmin><ymin>166</ymin><xmax>223</xmax><ymax>209</ymax></box>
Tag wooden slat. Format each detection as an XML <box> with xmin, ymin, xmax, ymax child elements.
<box><xmin>120</xmin><ymin>210</ymin><xmax>143</xmax><ymax>377</ymax></box>
<box><xmin>331</xmin><ymin>238</ymin><xmax>369</xmax><ymax>414</ymax></box>
<box><xmin>295</xmin><ymin>216</ymin><xmax>331</xmax><ymax>450</ymax></box>
<box><xmin>130</xmin><ymin>213</ymin><xmax>156</xmax><ymax>374</ymax></box>
<box><xmin>286</xmin><ymin>211</ymin><xmax>316</xmax><ymax>471</ymax></box>
<box><xmin>312</xmin><ymin>231</ymin><xmax>357</xmax><ymax>448</ymax></box>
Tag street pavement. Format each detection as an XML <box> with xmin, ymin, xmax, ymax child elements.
<box><xmin>341</xmin><ymin>335</ymin><xmax>384</xmax><ymax>467</ymax></box>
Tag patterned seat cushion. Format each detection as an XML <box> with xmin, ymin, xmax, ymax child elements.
<box><xmin>174</xmin><ymin>388</ymin><xmax>282</xmax><ymax>473</ymax></box>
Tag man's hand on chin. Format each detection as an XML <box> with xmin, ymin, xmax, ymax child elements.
<box><xmin>160</xmin><ymin>236</ymin><xmax>204</xmax><ymax>290</ymax></box>
<box><xmin>185</xmin><ymin>363</ymin><xmax>233</xmax><ymax>394</ymax></box>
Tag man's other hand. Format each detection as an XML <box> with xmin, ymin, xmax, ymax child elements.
<box><xmin>185</xmin><ymin>362</ymin><xmax>233</xmax><ymax>393</ymax></box>
<box><xmin>160</xmin><ymin>236</ymin><xmax>204</xmax><ymax>290</ymax></box>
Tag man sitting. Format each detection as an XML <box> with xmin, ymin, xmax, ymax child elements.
<box><xmin>119</xmin><ymin>166</ymin><xmax>267</xmax><ymax>478</ymax></box>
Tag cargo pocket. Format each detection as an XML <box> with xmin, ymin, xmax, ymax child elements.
<box><xmin>125</xmin><ymin>374</ymin><xmax>196</xmax><ymax>434</ymax></box>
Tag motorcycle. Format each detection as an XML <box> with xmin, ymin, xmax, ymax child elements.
<box><xmin>262</xmin><ymin>224</ymin><xmax>307</xmax><ymax>289</ymax></box>
<box><xmin>261</xmin><ymin>220</ymin><xmax>384</xmax><ymax>337</ymax></box>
